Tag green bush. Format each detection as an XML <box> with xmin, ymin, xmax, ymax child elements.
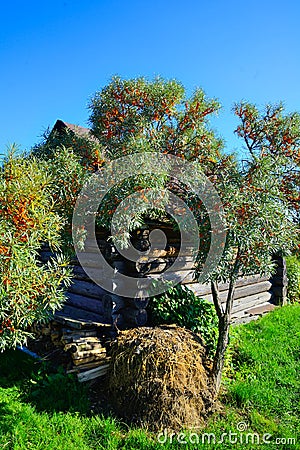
<box><xmin>44</xmin><ymin>146</ymin><xmax>89</xmax><ymax>255</ymax></box>
<box><xmin>0</xmin><ymin>149</ymin><xmax>72</xmax><ymax>351</ymax></box>
<box><xmin>31</xmin><ymin>124</ymin><xmax>104</xmax><ymax>171</ymax></box>
<box><xmin>148</xmin><ymin>283</ymin><xmax>218</xmax><ymax>356</ymax></box>
<box><xmin>286</xmin><ymin>255</ymin><xmax>300</xmax><ymax>303</ymax></box>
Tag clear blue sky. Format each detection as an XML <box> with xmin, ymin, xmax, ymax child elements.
<box><xmin>1</xmin><ymin>0</ymin><xmax>299</xmax><ymax>155</ymax></box>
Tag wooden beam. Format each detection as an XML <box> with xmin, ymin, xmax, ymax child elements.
<box><xmin>66</xmin><ymin>293</ymin><xmax>104</xmax><ymax>315</ymax></box>
<box><xmin>69</xmin><ymin>279</ymin><xmax>108</xmax><ymax>300</ymax></box>
<box><xmin>55</xmin><ymin>305</ymin><xmax>109</xmax><ymax>327</ymax></box>
<box><xmin>77</xmin><ymin>364</ymin><xmax>110</xmax><ymax>382</ymax></box>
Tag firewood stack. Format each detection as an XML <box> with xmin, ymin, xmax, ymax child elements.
<box><xmin>62</xmin><ymin>333</ymin><xmax>110</xmax><ymax>381</ymax></box>
<box><xmin>29</xmin><ymin>317</ymin><xmax>113</xmax><ymax>382</ymax></box>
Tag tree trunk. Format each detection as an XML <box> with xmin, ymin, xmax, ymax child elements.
<box><xmin>211</xmin><ymin>258</ymin><xmax>240</xmax><ymax>396</ymax></box>
<box><xmin>212</xmin><ymin>315</ymin><xmax>230</xmax><ymax>394</ymax></box>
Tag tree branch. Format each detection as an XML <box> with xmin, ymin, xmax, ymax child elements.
<box><xmin>211</xmin><ymin>280</ymin><xmax>224</xmax><ymax>320</ymax></box>
<box><xmin>225</xmin><ymin>254</ymin><xmax>241</xmax><ymax>316</ymax></box>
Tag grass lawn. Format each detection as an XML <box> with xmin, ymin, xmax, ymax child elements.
<box><xmin>0</xmin><ymin>304</ymin><xmax>299</xmax><ymax>449</ymax></box>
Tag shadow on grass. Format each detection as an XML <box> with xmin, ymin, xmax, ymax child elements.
<box><xmin>0</xmin><ymin>349</ymin><xmax>89</xmax><ymax>415</ymax></box>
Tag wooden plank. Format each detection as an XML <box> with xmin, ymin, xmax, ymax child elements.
<box><xmin>77</xmin><ymin>364</ymin><xmax>110</xmax><ymax>382</ymax></box>
<box><xmin>61</xmin><ymin>329</ymin><xmax>98</xmax><ymax>339</ymax></box>
<box><xmin>186</xmin><ymin>284</ymin><xmax>212</xmax><ymax>298</ymax></box>
<box><xmin>69</xmin><ymin>279</ymin><xmax>108</xmax><ymax>300</ymax></box>
<box><xmin>137</xmin><ymin>255</ymin><xmax>195</xmax><ymax>264</ymax></box>
<box><xmin>193</xmin><ymin>274</ymin><xmax>269</xmax><ymax>292</ymax></box>
<box><xmin>55</xmin><ymin>305</ymin><xmax>109</xmax><ymax>327</ymax></box>
<box><xmin>73</xmin><ymin>355</ymin><xmax>107</xmax><ymax>366</ymax></box>
<box><xmin>203</xmin><ymin>274</ymin><xmax>269</xmax><ymax>291</ymax></box>
<box><xmin>72</xmin><ymin>265</ymin><xmax>107</xmax><ymax>281</ymax></box>
<box><xmin>231</xmin><ymin>298</ymin><xmax>274</xmax><ymax>319</ymax></box>
<box><xmin>233</xmin><ymin>281</ymin><xmax>272</xmax><ymax>300</ymax></box>
<box><xmin>64</xmin><ymin>337</ymin><xmax>103</xmax><ymax>352</ymax></box>
<box><xmin>246</xmin><ymin>303</ymin><xmax>277</xmax><ymax>316</ymax></box>
<box><xmin>67</xmin><ymin>358</ymin><xmax>111</xmax><ymax>373</ymax></box>
<box><xmin>233</xmin><ymin>315</ymin><xmax>261</xmax><ymax>325</ymax></box>
<box><xmin>187</xmin><ymin>279</ymin><xmax>271</xmax><ymax>300</ymax></box>
<box><xmin>66</xmin><ymin>343</ymin><xmax>104</xmax><ymax>353</ymax></box>
<box><xmin>77</xmin><ymin>358</ymin><xmax>111</xmax><ymax>371</ymax></box>
<box><xmin>62</xmin><ymin>335</ymin><xmax>100</xmax><ymax>345</ymax></box>
<box><xmin>136</xmin><ymin>270</ymin><xmax>196</xmax><ymax>285</ymax></box>
<box><xmin>189</xmin><ymin>288</ymin><xmax>272</xmax><ymax>307</ymax></box>
<box><xmin>144</xmin><ymin>273</ymin><xmax>270</xmax><ymax>294</ymax></box>
<box><xmin>71</xmin><ymin>253</ymin><xmax>106</xmax><ymax>268</ymax></box>
<box><xmin>232</xmin><ymin>292</ymin><xmax>273</xmax><ymax>315</ymax></box>
<box><xmin>72</xmin><ymin>348</ymin><xmax>106</xmax><ymax>360</ymax></box>
<box><xmin>136</xmin><ymin>257</ymin><xmax>196</xmax><ymax>274</ymax></box>
<box><xmin>232</xmin><ymin>304</ymin><xmax>274</xmax><ymax>324</ymax></box>
<box><xmin>176</xmin><ymin>270</ymin><xmax>197</xmax><ymax>284</ymax></box>
<box><xmin>66</xmin><ymin>293</ymin><xmax>104</xmax><ymax>315</ymax></box>
<box><xmin>144</xmin><ymin>246</ymin><xmax>196</xmax><ymax>258</ymax></box>
<box><xmin>53</xmin><ymin>315</ymin><xmax>88</xmax><ymax>329</ymax></box>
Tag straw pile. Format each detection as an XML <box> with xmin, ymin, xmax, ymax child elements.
<box><xmin>107</xmin><ymin>325</ymin><xmax>215</xmax><ymax>431</ymax></box>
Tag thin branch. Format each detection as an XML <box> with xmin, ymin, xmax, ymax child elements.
<box><xmin>211</xmin><ymin>280</ymin><xmax>224</xmax><ymax>320</ymax></box>
<box><xmin>225</xmin><ymin>255</ymin><xmax>241</xmax><ymax>317</ymax></box>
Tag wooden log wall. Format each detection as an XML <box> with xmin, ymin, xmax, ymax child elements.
<box><xmin>39</xmin><ymin>223</ymin><xmax>288</xmax><ymax>334</ymax></box>
<box><xmin>39</xmin><ymin>228</ymin><xmax>148</xmax><ymax>330</ymax></box>
<box><xmin>126</xmin><ymin>224</ymin><xmax>287</xmax><ymax>325</ymax></box>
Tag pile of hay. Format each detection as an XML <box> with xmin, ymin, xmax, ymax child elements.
<box><xmin>107</xmin><ymin>325</ymin><xmax>215</xmax><ymax>431</ymax></box>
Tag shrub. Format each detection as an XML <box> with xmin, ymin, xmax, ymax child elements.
<box><xmin>148</xmin><ymin>283</ymin><xmax>218</xmax><ymax>356</ymax></box>
<box><xmin>44</xmin><ymin>146</ymin><xmax>90</xmax><ymax>255</ymax></box>
<box><xmin>31</xmin><ymin>125</ymin><xmax>104</xmax><ymax>172</ymax></box>
<box><xmin>0</xmin><ymin>148</ymin><xmax>72</xmax><ymax>351</ymax></box>
<box><xmin>286</xmin><ymin>255</ymin><xmax>300</xmax><ymax>303</ymax></box>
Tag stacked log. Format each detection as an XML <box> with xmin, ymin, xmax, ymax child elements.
<box><xmin>30</xmin><ymin>318</ymin><xmax>111</xmax><ymax>382</ymax></box>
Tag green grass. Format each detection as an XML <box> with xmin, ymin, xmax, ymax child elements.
<box><xmin>0</xmin><ymin>304</ymin><xmax>300</xmax><ymax>449</ymax></box>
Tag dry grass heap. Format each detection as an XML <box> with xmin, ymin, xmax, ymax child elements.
<box><xmin>107</xmin><ymin>325</ymin><xmax>215</xmax><ymax>431</ymax></box>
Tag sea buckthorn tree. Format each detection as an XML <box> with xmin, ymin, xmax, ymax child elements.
<box><xmin>0</xmin><ymin>148</ymin><xmax>71</xmax><ymax>350</ymax></box>
<box><xmin>88</xmin><ymin>76</ymin><xmax>228</xmax><ymax>244</ymax></box>
<box><xmin>31</xmin><ymin>125</ymin><xmax>106</xmax><ymax>254</ymax></box>
<box><xmin>207</xmin><ymin>102</ymin><xmax>300</xmax><ymax>393</ymax></box>
<box><xmin>234</xmin><ymin>102</ymin><xmax>300</xmax><ymax>225</ymax></box>
<box><xmin>88</xmin><ymin>78</ymin><xmax>299</xmax><ymax>395</ymax></box>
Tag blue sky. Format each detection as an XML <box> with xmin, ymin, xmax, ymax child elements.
<box><xmin>1</xmin><ymin>0</ymin><xmax>299</xmax><ymax>156</ymax></box>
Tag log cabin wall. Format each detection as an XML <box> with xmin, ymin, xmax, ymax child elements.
<box><xmin>129</xmin><ymin>224</ymin><xmax>287</xmax><ymax>325</ymax></box>
<box><xmin>39</xmin><ymin>223</ymin><xmax>287</xmax><ymax>329</ymax></box>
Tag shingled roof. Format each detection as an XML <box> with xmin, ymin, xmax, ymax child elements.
<box><xmin>51</xmin><ymin>119</ymin><xmax>97</xmax><ymax>142</ymax></box>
